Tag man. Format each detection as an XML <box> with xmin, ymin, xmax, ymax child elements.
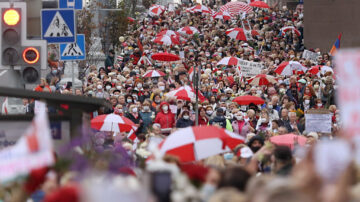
<box><xmin>209</xmin><ymin>108</ymin><xmax>232</xmax><ymax>131</ymax></box>
<box><xmin>278</xmin><ymin>108</ymin><xmax>289</xmax><ymax>127</ymax></box>
<box><xmin>285</xmin><ymin>112</ymin><xmax>304</xmax><ymax>134</ymax></box>
<box><xmin>272</xmin><ymin>146</ymin><xmax>294</xmax><ymax>176</ymax></box>
<box><xmin>105</xmin><ymin>49</ymin><xmax>115</xmax><ymax>71</ymax></box>
<box><xmin>46</xmin><ymin>66</ymin><xmax>61</xmax><ymax>84</ymax></box>
<box><xmin>266</xmin><ymin>100</ymin><xmax>279</xmax><ymax>121</ymax></box>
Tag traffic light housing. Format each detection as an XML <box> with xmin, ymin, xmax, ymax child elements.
<box><xmin>0</xmin><ymin>2</ymin><xmax>47</xmax><ymax>85</ymax></box>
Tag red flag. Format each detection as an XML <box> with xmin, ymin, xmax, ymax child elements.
<box><xmin>137</xmin><ymin>39</ymin><xmax>144</xmax><ymax>53</ymax></box>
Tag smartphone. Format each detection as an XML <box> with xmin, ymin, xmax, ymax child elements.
<box><xmin>151</xmin><ymin>171</ymin><xmax>172</xmax><ymax>202</ymax></box>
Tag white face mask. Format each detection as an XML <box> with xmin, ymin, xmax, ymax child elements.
<box><xmin>236</xmin><ymin>116</ymin><xmax>243</xmax><ymax>121</ymax></box>
<box><xmin>143</xmin><ymin>106</ymin><xmax>150</xmax><ymax>111</ymax></box>
<box><xmin>116</xmin><ymin>86</ymin><xmax>122</xmax><ymax>90</ymax></box>
<box><xmin>183</xmin><ymin>115</ymin><xmax>189</xmax><ymax>120</ymax></box>
<box><xmin>261</xmin><ymin>118</ymin><xmax>267</xmax><ymax>123</ymax></box>
<box><xmin>137</xmin><ymin>84</ymin><xmax>142</xmax><ymax>88</ymax></box>
<box><xmin>206</xmin><ymin>110</ymin><xmax>213</xmax><ymax>115</ymax></box>
<box><xmin>317</xmin><ymin>103</ymin><xmax>322</xmax><ymax>107</ymax></box>
<box><xmin>159</xmin><ymin>86</ymin><xmax>165</xmax><ymax>91</ymax></box>
<box><xmin>268</xmin><ymin>105</ymin><xmax>273</xmax><ymax>109</ymax></box>
<box><xmin>97</xmin><ymin>85</ymin><xmax>103</xmax><ymax>90</ymax></box>
<box><xmin>162</xmin><ymin>105</ymin><xmax>168</xmax><ymax>112</ymax></box>
<box><xmin>132</xmin><ymin>108</ymin><xmax>138</xmax><ymax>113</ymax></box>
<box><xmin>106</xmin><ymin>86</ymin><xmax>111</xmax><ymax>90</ymax></box>
<box><xmin>127</xmin><ymin>99</ymin><xmax>132</xmax><ymax>103</ymax></box>
<box><xmin>304</xmin><ymin>100</ymin><xmax>310</xmax><ymax>105</ymax></box>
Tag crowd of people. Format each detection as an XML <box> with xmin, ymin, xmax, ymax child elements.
<box><xmin>9</xmin><ymin>1</ymin><xmax>360</xmax><ymax>202</ymax></box>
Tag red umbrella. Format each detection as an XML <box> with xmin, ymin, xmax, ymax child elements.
<box><xmin>249</xmin><ymin>1</ymin><xmax>270</xmax><ymax>9</ymax></box>
<box><xmin>233</xmin><ymin>95</ymin><xmax>265</xmax><ymax>105</ymax></box>
<box><xmin>270</xmin><ymin>134</ymin><xmax>307</xmax><ymax>150</ymax></box>
<box><xmin>143</xmin><ymin>70</ymin><xmax>166</xmax><ymax>78</ymax></box>
<box><xmin>219</xmin><ymin>1</ymin><xmax>253</xmax><ymax>16</ymax></box>
<box><xmin>151</xmin><ymin>52</ymin><xmax>180</xmax><ymax>62</ymax></box>
<box><xmin>158</xmin><ymin>126</ymin><xmax>245</xmax><ymax>162</ymax></box>
<box><xmin>226</xmin><ymin>28</ymin><xmax>252</xmax><ymax>41</ymax></box>
<box><xmin>91</xmin><ymin>114</ymin><xmax>137</xmax><ymax>133</ymax></box>
<box><xmin>127</xmin><ymin>17</ymin><xmax>135</xmax><ymax>22</ymax></box>
<box><xmin>177</xmin><ymin>26</ymin><xmax>200</xmax><ymax>36</ymax></box>
<box><xmin>247</xmin><ymin>74</ymin><xmax>277</xmax><ymax>86</ymax></box>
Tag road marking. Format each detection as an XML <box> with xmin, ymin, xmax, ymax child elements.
<box><xmin>0</xmin><ymin>70</ymin><xmax>7</xmax><ymax>77</ymax></box>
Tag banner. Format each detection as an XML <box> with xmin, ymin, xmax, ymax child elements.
<box><xmin>335</xmin><ymin>49</ymin><xmax>360</xmax><ymax>137</ymax></box>
<box><xmin>305</xmin><ymin>112</ymin><xmax>332</xmax><ymax>133</ymax></box>
<box><xmin>302</xmin><ymin>50</ymin><xmax>319</xmax><ymax>63</ymax></box>
<box><xmin>0</xmin><ymin>110</ymin><xmax>54</xmax><ymax>182</ymax></box>
<box><xmin>237</xmin><ymin>59</ymin><xmax>264</xmax><ymax>77</ymax></box>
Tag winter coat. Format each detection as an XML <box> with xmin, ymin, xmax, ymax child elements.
<box><xmin>176</xmin><ymin>118</ymin><xmax>194</xmax><ymax>128</ymax></box>
<box><xmin>154</xmin><ymin>102</ymin><xmax>175</xmax><ymax>129</ymax></box>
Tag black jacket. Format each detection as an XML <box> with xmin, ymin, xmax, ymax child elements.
<box><xmin>176</xmin><ymin>118</ymin><xmax>194</xmax><ymax>128</ymax></box>
<box><xmin>209</xmin><ymin>116</ymin><xmax>227</xmax><ymax>128</ymax></box>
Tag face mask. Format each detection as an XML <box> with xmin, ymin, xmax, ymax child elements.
<box><xmin>88</xmin><ymin>90</ymin><xmax>93</xmax><ymax>94</ymax></box>
<box><xmin>162</xmin><ymin>105</ymin><xmax>168</xmax><ymax>112</ymax></box>
<box><xmin>132</xmin><ymin>108</ymin><xmax>138</xmax><ymax>113</ymax></box>
<box><xmin>290</xmin><ymin>55</ymin><xmax>295</xmax><ymax>58</ymax></box>
<box><xmin>183</xmin><ymin>115</ymin><xmax>189</xmax><ymax>120</ymax></box>
<box><xmin>52</xmin><ymin>70</ymin><xmax>57</xmax><ymax>74</ymax></box>
<box><xmin>159</xmin><ymin>86</ymin><xmax>165</xmax><ymax>91</ymax></box>
<box><xmin>275</xmin><ymin>60</ymin><xmax>280</xmax><ymax>64</ymax></box>
<box><xmin>116</xmin><ymin>86</ymin><xmax>122</xmax><ymax>90</ymax></box>
<box><xmin>155</xmin><ymin>99</ymin><xmax>161</xmax><ymax>104</ymax></box>
<box><xmin>257</xmin><ymin>90</ymin><xmax>262</xmax><ymax>95</ymax></box>
<box><xmin>202</xmin><ymin>184</ymin><xmax>216</xmax><ymax>200</ymax></box>
<box><xmin>268</xmin><ymin>105</ymin><xmax>273</xmax><ymax>109</ymax></box>
<box><xmin>304</xmin><ymin>100</ymin><xmax>310</xmax><ymax>104</ymax></box>
<box><xmin>137</xmin><ymin>84</ymin><xmax>142</xmax><ymax>88</ymax></box>
<box><xmin>97</xmin><ymin>85</ymin><xmax>103</xmax><ymax>90</ymax></box>
<box><xmin>106</xmin><ymin>86</ymin><xmax>111</xmax><ymax>90</ymax></box>
<box><xmin>127</xmin><ymin>99</ymin><xmax>132</xmax><ymax>103</ymax></box>
<box><xmin>223</xmin><ymin>153</ymin><xmax>234</xmax><ymax>160</ymax></box>
<box><xmin>206</xmin><ymin>110</ymin><xmax>213</xmax><ymax>115</ymax></box>
<box><xmin>221</xmin><ymin>107</ymin><xmax>226</xmax><ymax>112</ymax></box>
<box><xmin>143</xmin><ymin>106</ymin><xmax>150</xmax><ymax>111</ymax></box>
<box><xmin>236</xmin><ymin>116</ymin><xmax>243</xmax><ymax>121</ymax></box>
<box><xmin>189</xmin><ymin>106</ymin><xmax>193</xmax><ymax>111</ymax></box>
<box><xmin>112</xmin><ymin>79</ymin><xmax>117</xmax><ymax>83</ymax></box>
<box><xmin>314</xmin><ymin>84</ymin><xmax>319</xmax><ymax>89</ymax></box>
<box><xmin>317</xmin><ymin>103</ymin><xmax>322</xmax><ymax>107</ymax></box>
<box><xmin>250</xmin><ymin>146</ymin><xmax>262</xmax><ymax>153</ymax></box>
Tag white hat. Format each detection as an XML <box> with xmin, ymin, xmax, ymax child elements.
<box><xmin>238</xmin><ymin>147</ymin><xmax>254</xmax><ymax>158</ymax></box>
<box><xmin>306</xmin><ymin>132</ymin><xmax>319</xmax><ymax>140</ymax></box>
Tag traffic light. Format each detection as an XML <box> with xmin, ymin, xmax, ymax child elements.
<box><xmin>0</xmin><ymin>2</ymin><xmax>47</xmax><ymax>85</ymax></box>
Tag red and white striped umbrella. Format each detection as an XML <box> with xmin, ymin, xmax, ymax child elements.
<box><xmin>165</xmin><ymin>85</ymin><xmax>205</xmax><ymax>102</ymax></box>
<box><xmin>307</xmin><ymin>65</ymin><xmax>333</xmax><ymax>76</ymax></box>
<box><xmin>177</xmin><ymin>26</ymin><xmax>200</xmax><ymax>36</ymax></box>
<box><xmin>216</xmin><ymin>56</ymin><xmax>241</xmax><ymax>66</ymax></box>
<box><xmin>157</xmin><ymin>30</ymin><xmax>180</xmax><ymax>38</ymax></box>
<box><xmin>143</xmin><ymin>70</ymin><xmax>166</xmax><ymax>78</ymax></box>
<box><xmin>212</xmin><ymin>10</ymin><xmax>232</xmax><ymax>21</ymax></box>
<box><xmin>281</xmin><ymin>26</ymin><xmax>301</xmax><ymax>37</ymax></box>
<box><xmin>153</xmin><ymin>35</ymin><xmax>180</xmax><ymax>46</ymax></box>
<box><xmin>274</xmin><ymin>61</ymin><xmax>307</xmax><ymax>76</ymax></box>
<box><xmin>247</xmin><ymin>74</ymin><xmax>277</xmax><ymax>86</ymax></box>
<box><xmin>137</xmin><ymin>54</ymin><xmax>152</xmax><ymax>66</ymax></box>
<box><xmin>149</xmin><ymin>4</ymin><xmax>165</xmax><ymax>16</ymax></box>
<box><xmin>189</xmin><ymin>4</ymin><xmax>212</xmax><ymax>13</ymax></box>
<box><xmin>158</xmin><ymin>126</ymin><xmax>245</xmax><ymax>162</ymax></box>
<box><xmin>219</xmin><ymin>1</ymin><xmax>253</xmax><ymax>16</ymax></box>
<box><xmin>249</xmin><ymin>1</ymin><xmax>270</xmax><ymax>9</ymax></box>
<box><xmin>251</xmin><ymin>30</ymin><xmax>260</xmax><ymax>36</ymax></box>
<box><xmin>91</xmin><ymin>114</ymin><xmax>137</xmax><ymax>133</ymax></box>
<box><xmin>226</xmin><ymin>28</ymin><xmax>252</xmax><ymax>41</ymax></box>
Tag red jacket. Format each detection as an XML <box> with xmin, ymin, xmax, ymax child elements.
<box><xmin>198</xmin><ymin>116</ymin><xmax>209</xmax><ymax>126</ymax></box>
<box><xmin>154</xmin><ymin>102</ymin><xmax>175</xmax><ymax>129</ymax></box>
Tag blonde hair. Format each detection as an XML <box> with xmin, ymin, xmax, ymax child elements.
<box><xmin>204</xmin><ymin>155</ymin><xmax>225</xmax><ymax>169</ymax></box>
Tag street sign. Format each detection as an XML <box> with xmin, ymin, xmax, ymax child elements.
<box><xmin>59</xmin><ymin>0</ymin><xmax>83</xmax><ymax>10</ymax></box>
<box><xmin>41</xmin><ymin>9</ymin><xmax>76</xmax><ymax>44</ymax></box>
<box><xmin>60</xmin><ymin>34</ymin><xmax>86</xmax><ymax>61</ymax></box>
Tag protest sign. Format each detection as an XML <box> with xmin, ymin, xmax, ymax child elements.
<box><xmin>238</xmin><ymin>59</ymin><xmax>263</xmax><ymax>77</ymax></box>
<box><xmin>302</xmin><ymin>50</ymin><xmax>319</xmax><ymax>63</ymax></box>
<box><xmin>305</xmin><ymin>109</ymin><xmax>332</xmax><ymax>133</ymax></box>
<box><xmin>335</xmin><ymin>49</ymin><xmax>360</xmax><ymax>137</ymax></box>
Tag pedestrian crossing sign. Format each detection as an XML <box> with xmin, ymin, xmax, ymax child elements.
<box><xmin>60</xmin><ymin>34</ymin><xmax>86</xmax><ymax>61</ymax></box>
<box><xmin>41</xmin><ymin>9</ymin><xmax>76</xmax><ymax>43</ymax></box>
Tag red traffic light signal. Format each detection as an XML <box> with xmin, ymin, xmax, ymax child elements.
<box><xmin>22</xmin><ymin>47</ymin><xmax>39</xmax><ymax>64</ymax></box>
<box><xmin>3</xmin><ymin>9</ymin><xmax>20</xmax><ymax>26</ymax></box>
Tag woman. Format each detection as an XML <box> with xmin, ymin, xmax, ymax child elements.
<box><xmin>255</xmin><ymin>110</ymin><xmax>272</xmax><ymax>134</ymax></box>
<box><xmin>125</xmin><ymin>104</ymin><xmax>142</xmax><ymax>134</ymax></box>
<box><xmin>232</xmin><ymin>111</ymin><xmax>254</xmax><ymax>138</ymax></box>
<box><xmin>198</xmin><ymin>107</ymin><xmax>209</xmax><ymax>126</ymax></box>
<box><xmin>139</xmin><ymin>100</ymin><xmax>154</xmax><ymax>134</ymax></box>
<box><xmin>152</xmin><ymin>93</ymin><xmax>162</xmax><ymax>109</ymax></box>
<box><xmin>176</xmin><ymin>111</ymin><xmax>194</xmax><ymax>128</ymax></box>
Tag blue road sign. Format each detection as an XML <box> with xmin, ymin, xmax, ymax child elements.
<box><xmin>59</xmin><ymin>0</ymin><xmax>83</xmax><ymax>10</ymax></box>
<box><xmin>41</xmin><ymin>9</ymin><xmax>76</xmax><ymax>44</ymax></box>
<box><xmin>60</xmin><ymin>34</ymin><xmax>86</xmax><ymax>61</ymax></box>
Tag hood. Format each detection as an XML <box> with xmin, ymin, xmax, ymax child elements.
<box><xmin>212</xmin><ymin>115</ymin><xmax>226</xmax><ymax>122</ymax></box>
<box><xmin>159</xmin><ymin>102</ymin><xmax>170</xmax><ymax>113</ymax></box>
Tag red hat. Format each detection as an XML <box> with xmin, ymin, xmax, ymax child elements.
<box><xmin>212</xmin><ymin>89</ymin><xmax>218</xmax><ymax>93</ymax></box>
<box><xmin>264</xmin><ymin>16</ymin><xmax>269</xmax><ymax>20</ymax></box>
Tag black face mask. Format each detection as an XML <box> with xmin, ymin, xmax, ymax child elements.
<box><xmin>250</xmin><ymin>146</ymin><xmax>262</xmax><ymax>153</ymax></box>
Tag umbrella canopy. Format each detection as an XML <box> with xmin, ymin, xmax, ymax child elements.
<box><xmin>274</xmin><ymin>61</ymin><xmax>307</xmax><ymax>76</ymax></box>
<box><xmin>153</xmin><ymin>35</ymin><xmax>180</xmax><ymax>46</ymax></box>
<box><xmin>143</xmin><ymin>70</ymin><xmax>166</xmax><ymax>78</ymax></box>
<box><xmin>165</xmin><ymin>85</ymin><xmax>205</xmax><ymax>102</ymax></box>
<box><xmin>189</xmin><ymin>4</ymin><xmax>212</xmax><ymax>13</ymax></box>
<box><xmin>151</xmin><ymin>52</ymin><xmax>181</xmax><ymax>62</ymax></box>
<box><xmin>320</xmin><ymin>66</ymin><xmax>334</xmax><ymax>75</ymax></box>
<box><xmin>159</xmin><ymin>126</ymin><xmax>245</xmax><ymax>162</ymax></box>
<box><xmin>281</xmin><ymin>26</ymin><xmax>301</xmax><ymax>37</ymax></box>
<box><xmin>270</xmin><ymin>134</ymin><xmax>307</xmax><ymax>150</ymax></box>
<box><xmin>216</xmin><ymin>56</ymin><xmax>241</xmax><ymax>66</ymax></box>
<box><xmin>149</xmin><ymin>4</ymin><xmax>165</xmax><ymax>16</ymax></box>
<box><xmin>177</xmin><ymin>26</ymin><xmax>200</xmax><ymax>36</ymax></box>
<box><xmin>127</xmin><ymin>17</ymin><xmax>135</xmax><ymax>22</ymax></box>
<box><xmin>249</xmin><ymin>1</ymin><xmax>270</xmax><ymax>9</ymax></box>
<box><xmin>233</xmin><ymin>95</ymin><xmax>265</xmax><ymax>105</ymax></box>
<box><xmin>91</xmin><ymin>114</ymin><xmax>137</xmax><ymax>133</ymax></box>
<box><xmin>247</xmin><ymin>74</ymin><xmax>277</xmax><ymax>86</ymax></box>
<box><xmin>212</xmin><ymin>11</ymin><xmax>232</xmax><ymax>21</ymax></box>
<box><xmin>157</xmin><ymin>30</ymin><xmax>180</xmax><ymax>38</ymax></box>
<box><xmin>251</xmin><ymin>30</ymin><xmax>260</xmax><ymax>36</ymax></box>
<box><xmin>226</xmin><ymin>28</ymin><xmax>252</xmax><ymax>41</ymax></box>
<box><xmin>219</xmin><ymin>1</ymin><xmax>253</xmax><ymax>16</ymax></box>
<box><xmin>307</xmin><ymin>65</ymin><xmax>334</xmax><ymax>76</ymax></box>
